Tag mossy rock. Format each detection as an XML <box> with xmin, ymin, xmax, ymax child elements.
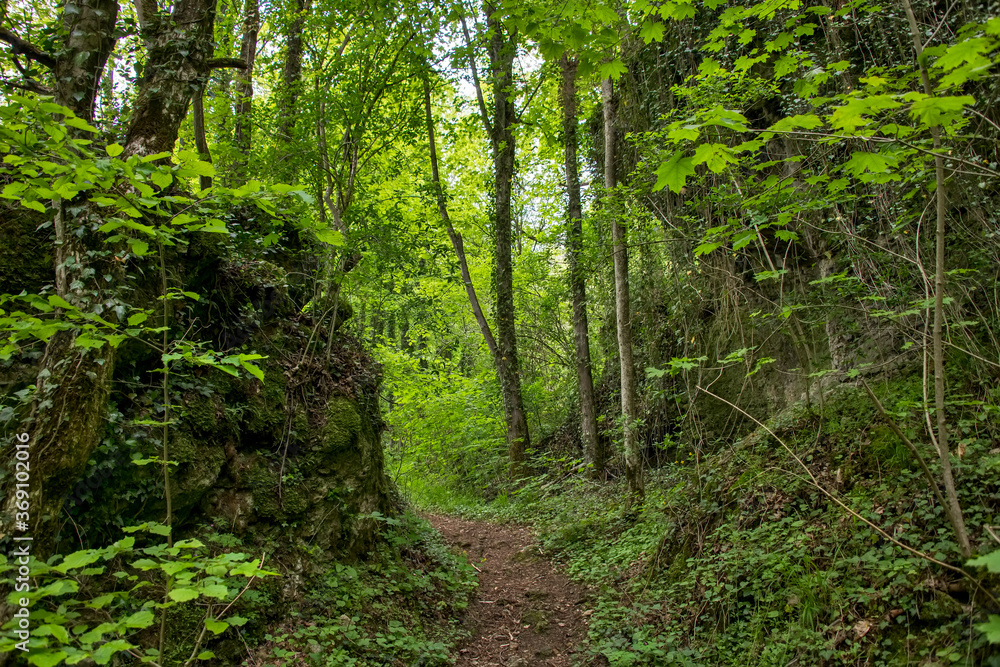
<box><xmin>321</xmin><ymin>397</ymin><xmax>362</xmax><ymax>455</ymax></box>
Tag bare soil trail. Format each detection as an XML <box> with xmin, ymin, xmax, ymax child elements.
<box><xmin>426</xmin><ymin>514</ymin><xmax>597</xmax><ymax>667</ymax></box>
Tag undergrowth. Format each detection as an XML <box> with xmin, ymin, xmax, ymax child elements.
<box><xmin>402</xmin><ymin>382</ymin><xmax>1000</xmax><ymax>667</ymax></box>
<box><xmin>256</xmin><ymin>511</ymin><xmax>477</xmax><ymax>666</ymax></box>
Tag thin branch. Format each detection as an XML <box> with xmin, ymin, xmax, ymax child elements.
<box><xmin>459</xmin><ymin>12</ymin><xmax>493</xmax><ymax>139</ymax></box>
<box><xmin>0</xmin><ymin>26</ymin><xmax>57</xmax><ymax>69</ymax></box>
<box><xmin>205</xmin><ymin>57</ymin><xmax>248</xmax><ymax>69</ymax></box>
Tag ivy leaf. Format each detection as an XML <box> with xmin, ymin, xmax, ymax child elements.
<box><xmin>653</xmin><ymin>151</ymin><xmax>696</xmax><ymax>193</ymax></box>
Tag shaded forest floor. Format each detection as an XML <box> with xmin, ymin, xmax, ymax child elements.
<box><xmin>427</xmin><ymin>515</ymin><xmax>595</xmax><ymax>667</ymax></box>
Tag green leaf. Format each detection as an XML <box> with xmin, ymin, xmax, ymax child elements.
<box><xmin>65</xmin><ymin>117</ymin><xmax>99</xmax><ymax>133</ymax></box>
<box><xmin>968</xmin><ymin>550</ymin><xmax>1000</xmax><ymax>573</ymax></box>
<box><xmin>106</xmin><ymin>143</ymin><xmax>124</xmax><ymax>157</ymax></box>
<box><xmin>168</xmin><ymin>587</ymin><xmax>200</xmax><ymax>602</ymax></box>
<box><xmin>128</xmin><ymin>312</ymin><xmax>149</xmax><ymax>326</ymax></box>
<box><xmin>124</xmin><ymin>610</ymin><xmax>155</xmax><ymax>629</ymax></box>
<box><xmin>241</xmin><ymin>360</ymin><xmax>265</xmax><ymax>381</ymax></box>
<box><xmin>315</xmin><ymin>229</ymin><xmax>345</xmax><ymax>246</ymax></box>
<box><xmin>200</xmin><ymin>584</ymin><xmax>230</xmax><ymax>599</ymax></box>
<box><xmin>694</xmin><ymin>241</ymin><xmax>723</xmax><ymax>256</ymax></box>
<box><xmin>597</xmin><ymin>60</ymin><xmax>627</xmax><ymax>80</ymax></box>
<box><xmin>205</xmin><ymin>618</ymin><xmax>230</xmax><ymax>634</ymax></box>
<box><xmin>48</xmin><ymin>295</ymin><xmax>74</xmax><ymax>310</ymax></box>
<box><xmin>653</xmin><ymin>151</ymin><xmax>696</xmax><ymax>193</ymax></box>
<box><xmin>909</xmin><ymin>95</ymin><xmax>975</xmax><ymax>127</ymax></box>
<box><xmin>692</xmin><ymin>143</ymin><xmax>735</xmax><ymax>173</ymax></box>
<box><xmin>150</xmin><ymin>171</ymin><xmax>173</xmax><ymax>189</ymax></box>
<box><xmin>56</xmin><ymin>550</ymin><xmax>101</xmax><ymax>573</ymax></box>
<box><xmin>975</xmin><ymin>615</ymin><xmax>1000</xmax><ymax>643</ymax></box>
<box><xmin>640</xmin><ymin>20</ymin><xmax>665</xmax><ymax>43</ymax></box>
<box><xmin>225</xmin><ymin>615</ymin><xmax>248</xmax><ymax>627</ymax></box>
<box><xmin>21</xmin><ymin>199</ymin><xmax>46</xmax><ymax>213</ymax></box>
<box><xmin>196</xmin><ymin>651</ymin><xmax>217</xmax><ymax>660</ymax></box>
<box><xmin>91</xmin><ymin>640</ymin><xmax>135</xmax><ymax>665</ymax></box>
<box><xmin>28</xmin><ymin>651</ymin><xmax>69</xmax><ymax>667</ymax></box>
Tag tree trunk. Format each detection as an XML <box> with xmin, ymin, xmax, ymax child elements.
<box><xmin>277</xmin><ymin>0</ymin><xmax>307</xmax><ymax>179</ymax></box>
<box><xmin>561</xmin><ymin>56</ymin><xmax>603</xmax><ymax>477</ymax></box>
<box><xmin>54</xmin><ymin>0</ymin><xmax>120</xmax><ymax>121</ymax></box>
<box><xmin>3</xmin><ymin>0</ymin><xmax>223</xmax><ymax>558</ymax></box>
<box><xmin>485</xmin><ymin>3</ymin><xmax>530</xmax><ymax>471</ymax></box>
<box><xmin>901</xmin><ymin>0</ymin><xmax>971</xmax><ymax>559</ymax></box>
<box><xmin>232</xmin><ymin>0</ymin><xmax>259</xmax><ymax>178</ymax></box>
<box><xmin>193</xmin><ymin>89</ymin><xmax>213</xmax><ymax>190</ymax></box>
<box><xmin>604</xmin><ymin>77</ymin><xmax>643</xmax><ymax>502</ymax></box>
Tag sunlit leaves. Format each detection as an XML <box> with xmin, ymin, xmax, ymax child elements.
<box><xmin>653</xmin><ymin>151</ymin><xmax>696</xmax><ymax>193</ymax></box>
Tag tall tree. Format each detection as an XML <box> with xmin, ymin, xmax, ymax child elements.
<box><xmin>277</xmin><ymin>0</ymin><xmax>307</xmax><ymax>178</ymax></box>
<box><xmin>232</xmin><ymin>0</ymin><xmax>260</xmax><ymax>178</ymax></box>
<box><xmin>479</xmin><ymin>3</ymin><xmax>531</xmax><ymax>469</ymax></box>
<box><xmin>604</xmin><ymin>76</ymin><xmax>643</xmax><ymax>502</ymax></box>
<box><xmin>561</xmin><ymin>55</ymin><xmax>603</xmax><ymax>476</ymax></box>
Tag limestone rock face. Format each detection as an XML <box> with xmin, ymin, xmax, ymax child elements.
<box><xmin>165</xmin><ymin>328</ymin><xmax>391</xmax><ymax>564</ymax></box>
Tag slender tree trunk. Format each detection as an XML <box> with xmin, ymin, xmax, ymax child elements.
<box><xmin>192</xmin><ymin>90</ymin><xmax>213</xmax><ymax>190</ymax></box>
<box><xmin>423</xmin><ymin>75</ymin><xmax>499</xmax><ymax>361</ymax></box>
<box><xmin>232</xmin><ymin>0</ymin><xmax>259</xmax><ymax>178</ymax></box>
<box><xmin>604</xmin><ymin>77</ymin><xmax>643</xmax><ymax>502</ymax></box>
<box><xmin>277</xmin><ymin>0</ymin><xmax>307</xmax><ymax>179</ymax></box>
<box><xmin>901</xmin><ymin>0</ymin><xmax>971</xmax><ymax>559</ymax></box>
<box><xmin>485</xmin><ymin>3</ymin><xmax>530</xmax><ymax>471</ymax></box>
<box><xmin>561</xmin><ymin>56</ymin><xmax>603</xmax><ymax>476</ymax></box>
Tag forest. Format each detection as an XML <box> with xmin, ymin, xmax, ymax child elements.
<box><xmin>1</xmin><ymin>0</ymin><xmax>999</xmax><ymax>664</ymax></box>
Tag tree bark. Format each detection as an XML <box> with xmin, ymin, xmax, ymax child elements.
<box><xmin>485</xmin><ymin>2</ymin><xmax>530</xmax><ymax>471</ymax></box>
<box><xmin>2</xmin><ymin>0</ymin><xmax>223</xmax><ymax>557</ymax></box>
<box><xmin>232</xmin><ymin>0</ymin><xmax>259</xmax><ymax>178</ymax></box>
<box><xmin>901</xmin><ymin>0</ymin><xmax>971</xmax><ymax>559</ymax></box>
<box><xmin>54</xmin><ymin>0</ymin><xmax>120</xmax><ymax>121</ymax></box>
<box><xmin>604</xmin><ymin>77</ymin><xmax>643</xmax><ymax>502</ymax></box>
<box><xmin>424</xmin><ymin>75</ymin><xmax>499</xmax><ymax>361</ymax></box>
<box><xmin>561</xmin><ymin>56</ymin><xmax>603</xmax><ymax>477</ymax></box>
<box><xmin>192</xmin><ymin>89</ymin><xmax>213</xmax><ymax>190</ymax></box>
<box><xmin>277</xmin><ymin>0</ymin><xmax>307</xmax><ymax>178</ymax></box>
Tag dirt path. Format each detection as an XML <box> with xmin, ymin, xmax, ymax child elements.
<box><xmin>427</xmin><ymin>514</ymin><xmax>594</xmax><ymax>667</ymax></box>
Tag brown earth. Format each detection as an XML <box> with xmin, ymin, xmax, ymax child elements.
<box><xmin>426</xmin><ymin>514</ymin><xmax>597</xmax><ymax>667</ymax></box>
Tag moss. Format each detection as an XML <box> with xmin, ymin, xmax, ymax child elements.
<box><xmin>321</xmin><ymin>397</ymin><xmax>362</xmax><ymax>455</ymax></box>
<box><xmin>183</xmin><ymin>392</ymin><xmax>221</xmax><ymax>434</ymax></box>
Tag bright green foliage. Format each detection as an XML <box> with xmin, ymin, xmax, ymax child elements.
<box><xmin>258</xmin><ymin>513</ymin><xmax>476</xmax><ymax>666</ymax></box>
<box><xmin>0</xmin><ymin>524</ymin><xmax>274</xmax><ymax>665</ymax></box>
